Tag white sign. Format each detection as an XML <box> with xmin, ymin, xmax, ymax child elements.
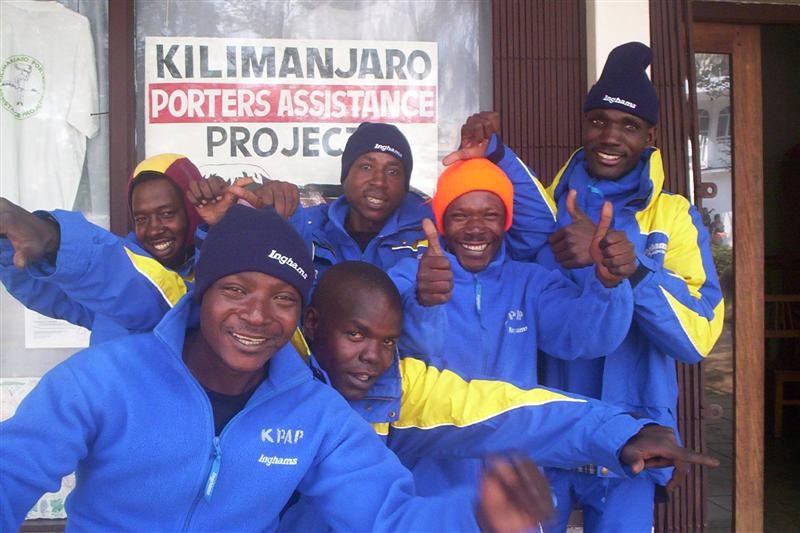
<box><xmin>145</xmin><ymin>37</ymin><xmax>438</xmax><ymax>194</ymax></box>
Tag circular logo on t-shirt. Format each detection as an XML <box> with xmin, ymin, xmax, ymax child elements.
<box><xmin>0</xmin><ymin>55</ymin><xmax>45</xmax><ymax>119</ymax></box>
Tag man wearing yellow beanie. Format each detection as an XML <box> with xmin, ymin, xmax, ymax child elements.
<box><xmin>388</xmin><ymin>156</ymin><xmax>639</xmax><ymax>501</ymax></box>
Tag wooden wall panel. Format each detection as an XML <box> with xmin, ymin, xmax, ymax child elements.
<box><xmin>650</xmin><ymin>1</ymin><xmax>708</xmax><ymax>531</ymax></box>
<box><xmin>492</xmin><ymin>0</ymin><xmax>586</xmax><ymax>185</ymax></box>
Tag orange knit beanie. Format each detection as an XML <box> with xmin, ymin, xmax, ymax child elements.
<box><xmin>431</xmin><ymin>158</ymin><xmax>514</xmax><ymax>232</ymax></box>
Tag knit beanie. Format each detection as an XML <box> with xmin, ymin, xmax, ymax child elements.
<box><xmin>193</xmin><ymin>205</ymin><xmax>314</xmax><ymax>305</ymax></box>
<box><xmin>584</xmin><ymin>42</ymin><xmax>659</xmax><ymax>125</ymax></box>
<box><xmin>340</xmin><ymin>122</ymin><xmax>413</xmax><ymax>189</ymax></box>
<box><xmin>128</xmin><ymin>153</ymin><xmax>204</xmax><ymax>248</ymax></box>
<box><xmin>431</xmin><ymin>158</ymin><xmax>514</xmax><ymax>233</ymax></box>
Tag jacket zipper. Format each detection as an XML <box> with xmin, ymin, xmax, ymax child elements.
<box><xmin>180</xmin><ymin>372</ymin><xmax>310</xmax><ymax>531</ymax></box>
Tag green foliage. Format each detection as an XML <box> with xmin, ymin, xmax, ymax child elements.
<box><xmin>711</xmin><ymin>243</ymin><xmax>732</xmax><ymax>277</ymax></box>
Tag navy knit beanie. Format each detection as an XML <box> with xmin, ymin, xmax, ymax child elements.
<box><xmin>340</xmin><ymin>122</ymin><xmax>413</xmax><ymax>189</ymax></box>
<box><xmin>194</xmin><ymin>205</ymin><xmax>314</xmax><ymax>305</ymax></box>
<box><xmin>584</xmin><ymin>42</ymin><xmax>659</xmax><ymax>125</ymax></box>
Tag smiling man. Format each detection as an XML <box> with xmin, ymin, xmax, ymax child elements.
<box><xmin>0</xmin><ymin>153</ymin><xmax>202</xmax><ymax>343</ymax></box>
<box><xmin>387</xmin><ymin>157</ymin><xmax>640</xmax><ymax>497</ymax></box>
<box><xmin>0</xmin><ymin>205</ymin><xmax>559</xmax><ymax>533</ymax></box>
<box><xmin>535</xmin><ymin>42</ymin><xmax>724</xmax><ymax>533</ymax></box>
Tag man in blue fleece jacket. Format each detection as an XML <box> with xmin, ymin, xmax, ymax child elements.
<box><xmin>388</xmin><ymin>155</ymin><xmax>639</xmax><ymax>496</ymax></box>
<box><xmin>278</xmin><ymin>261</ymin><xmax>719</xmax><ymax>532</ymax></box>
<box><xmin>533</xmin><ymin>42</ymin><xmax>725</xmax><ymax>533</ymax></box>
<box><xmin>0</xmin><ymin>205</ymin><xmax>554</xmax><ymax>533</ymax></box>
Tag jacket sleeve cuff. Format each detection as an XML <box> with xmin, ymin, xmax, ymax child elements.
<box><xmin>590</xmin><ymin>415</ymin><xmax>651</xmax><ymax>477</ymax></box>
<box><xmin>485</xmin><ymin>133</ymin><xmax>505</xmax><ymax>164</ymax></box>
<box><xmin>27</xmin><ymin>210</ymin><xmax>95</xmax><ymax>279</ymax></box>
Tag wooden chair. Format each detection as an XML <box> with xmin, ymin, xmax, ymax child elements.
<box><xmin>765</xmin><ymin>294</ymin><xmax>800</xmax><ymax>437</ymax></box>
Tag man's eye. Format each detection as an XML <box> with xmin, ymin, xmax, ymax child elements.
<box><xmin>591</xmin><ymin>119</ymin><xmax>604</xmax><ymax>127</ymax></box>
<box><xmin>348</xmin><ymin>331</ymin><xmax>364</xmax><ymax>341</ymax></box>
<box><xmin>275</xmin><ymin>293</ymin><xmax>298</xmax><ymax>304</ymax></box>
<box><xmin>134</xmin><ymin>217</ymin><xmax>147</xmax><ymax>225</ymax></box>
<box><xmin>385</xmin><ymin>167</ymin><xmax>400</xmax><ymax>176</ymax></box>
<box><xmin>160</xmin><ymin>210</ymin><xmax>175</xmax><ymax>219</ymax></box>
<box><xmin>484</xmin><ymin>212</ymin><xmax>500</xmax><ymax>220</ymax></box>
<box><xmin>383</xmin><ymin>338</ymin><xmax>397</xmax><ymax>348</ymax></box>
<box><xmin>360</xmin><ymin>164</ymin><xmax>372</xmax><ymax>171</ymax></box>
<box><xmin>625</xmin><ymin>123</ymin><xmax>639</xmax><ymax>132</ymax></box>
<box><xmin>222</xmin><ymin>285</ymin><xmax>245</xmax><ymax>296</ymax></box>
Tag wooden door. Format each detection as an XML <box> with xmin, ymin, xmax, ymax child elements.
<box><xmin>693</xmin><ymin>22</ymin><xmax>764</xmax><ymax>533</ymax></box>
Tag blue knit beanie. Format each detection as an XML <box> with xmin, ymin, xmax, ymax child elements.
<box><xmin>584</xmin><ymin>42</ymin><xmax>659</xmax><ymax>125</ymax></box>
<box><xmin>340</xmin><ymin>122</ymin><xmax>413</xmax><ymax>189</ymax></box>
<box><xmin>194</xmin><ymin>205</ymin><xmax>314</xmax><ymax>305</ymax></box>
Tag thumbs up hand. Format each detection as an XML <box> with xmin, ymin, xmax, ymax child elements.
<box><xmin>593</xmin><ymin>202</ymin><xmax>638</xmax><ymax>288</ymax></box>
<box><xmin>548</xmin><ymin>189</ymin><xmax>596</xmax><ymax>268</ymax></box>
<box><xmin>590</xmin><ymin>201</ymin><xmax>638</xmax><ymax>288</ymax></box>
<box><xmin>416</xmin><ymin>218</ymin><xmax>453</xmax><ymax>306</ymax></box>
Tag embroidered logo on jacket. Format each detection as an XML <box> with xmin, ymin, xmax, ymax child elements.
<box><xmin>505</xmin><ymin>309</ymin><xmax>528</xmax><ymax>334</ymax></box>
<box><xmin>262</xmin><ymin>428</ymin><xmax>305</xmax><ymax>444</ymax></box>
<box><xmin>258</xmin><ymin>454</ymin><xmax>298</xmax><ymax>467</ymax></box>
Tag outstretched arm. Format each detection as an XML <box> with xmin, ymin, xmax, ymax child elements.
<box><xmin>0</xmin><ymin>198</ymin><xmax>189</xmax><ymax>332</ymax></box>
<box><xmin>386</xmin><ymin>357</ymin><xmax>717</xmax><ymax>486</ymax></box>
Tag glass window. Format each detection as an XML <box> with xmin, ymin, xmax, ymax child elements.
<box><xmin>717</xmin><ymin>106</ymin><xmax>731</xmax><ymax>138</ymax></box>
<box><xmin>134</xmin><ymin>0</ymin><xmax>492</xmax><ymax>197</ymax></box>
<box><xmin>0</xmin><ymin>0</ymin><xmax>109</xmax><ymax>521</ymax></box>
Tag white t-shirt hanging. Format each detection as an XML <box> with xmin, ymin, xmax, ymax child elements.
<box><xmin>0</xmin><ymin>0</ymin><xmax>99</xmax><ymax>211</ymax></box>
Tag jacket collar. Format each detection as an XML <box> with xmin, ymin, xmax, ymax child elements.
<box><xmin>305</xmin><ymin>352</ymin><xmax>402</xmax><ymax>425</ymax></box>
<box><xmin>550</xmin><ymin>147</ymin><xmax>664</xmax><ymax>212</ymax></box>
<box><xmin>447</xmin><ymin>241</ymin><xmax>508</xmax><ymax>283</ymax></box>
<box><xmin>326</xmin><ymin>191</ymin><xmax>432</xmax><ymax>238</ymax></box>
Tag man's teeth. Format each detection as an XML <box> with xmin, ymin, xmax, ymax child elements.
<box><xmin>597</xmin><ymin>151</ymin><xmax>621</xmax><ymax>161</ymax></box>
<box><xmin>462</xmin><ymin>242</ymin><xmax>488</xmax><ymax>252</ymax></box>
<box><xmin>354</xmin><ymin>373</ymin><xmax>371</xmax><ymax>382</ymax></box>
<box><xmin>232</xmin><ymin>332</ymin><xmax>267</xmax><ymax>346</ymax></box>
<box><xmin>366</xmin><ymin>196</ymin><xmax>385</xmax><ymax>206</ymax></box>
<box><xmin>153</xmin><ymin>241</ymin><xmax>173</xmax><ymax>251</ymax></box>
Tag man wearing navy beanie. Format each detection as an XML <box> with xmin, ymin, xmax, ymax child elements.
<box><xmin>537</xmin><ymin>42</ymin><xmax>724</xmax><ymax>532</ymax></box>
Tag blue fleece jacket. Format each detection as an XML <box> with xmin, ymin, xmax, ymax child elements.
<box><xmin>278</xmin><ymin>353</ymin><xmax>649</xmax><ymax>532</ymax></box>
<box><xmin>538</xmin><ymin>147</ymin><xmax>724</xmax><ymax>484</ymax></box>
<box><xmin>0</xmin><ymin>210</ymin><xmax>191</xmax><ymax>344</ymax></box>
<box><xmin>389</xmin><ymin>243</ymin><xmax>633</xmax><ymax>388</ymax></box>
<box><xmin>0</xmin><ymin>296</ymin><xmax>483</xmax><ymax>533</ymax></box>
<box><xmin>290</xmin><ymin>134</ymin><xmax>556</xmax><ymax>278</ymax></box>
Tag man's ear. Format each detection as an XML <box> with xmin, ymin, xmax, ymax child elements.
<box><xmin>303</xmin><ymin>307</ymin><xmax>319</xmax><ymax>343</ymax></box>
<box><xmin>646</xmin><ymin>126</ymin><xmax>656</xmax><ymax>146</ymax></box>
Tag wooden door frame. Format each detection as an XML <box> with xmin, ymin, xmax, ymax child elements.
<box><xmin>692</xmin><ymin>22</ymin><xmax>764</xmax><ymax>533</ymax></box>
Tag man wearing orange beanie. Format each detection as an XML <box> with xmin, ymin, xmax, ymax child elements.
<box><xmin>388</xmin><ymin>156</ymin><xmax>639</xmax><ymax>499</ymax></box>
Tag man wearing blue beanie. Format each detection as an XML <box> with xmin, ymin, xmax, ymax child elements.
<box><xmin>532</xmin><ymin>42</ymin><xmax>724</xmax><ymax>532</ymax></box>
<box><xmin>0</xmin><ymin>204</ymin><xmax>557</xmax><ymax>532</ymax></box>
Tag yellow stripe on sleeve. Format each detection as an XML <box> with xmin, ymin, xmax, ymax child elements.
<box><xmin>660</xmin><ymin>290</ymin><xmax>725</xmax><ymax>357</ymax></box>
<box><xmin>123</xmin><ymin>247</ymin><xmax>188</xmax><ymax>307</ymax></box>
<box><xmin>395</xmin><ymin>358</ymin><xmax>584</xmax><ymax>430</ymax></box>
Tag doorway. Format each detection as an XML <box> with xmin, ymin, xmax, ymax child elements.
<box><xmin>693</xmin><ymin>18</ymin><xmax>800</xmax><ymax>533</ymax></box>
<box><xmin>693</xmin><ymin>22</ymin><xmax>763</xmax><ymax>533</ymax></box>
